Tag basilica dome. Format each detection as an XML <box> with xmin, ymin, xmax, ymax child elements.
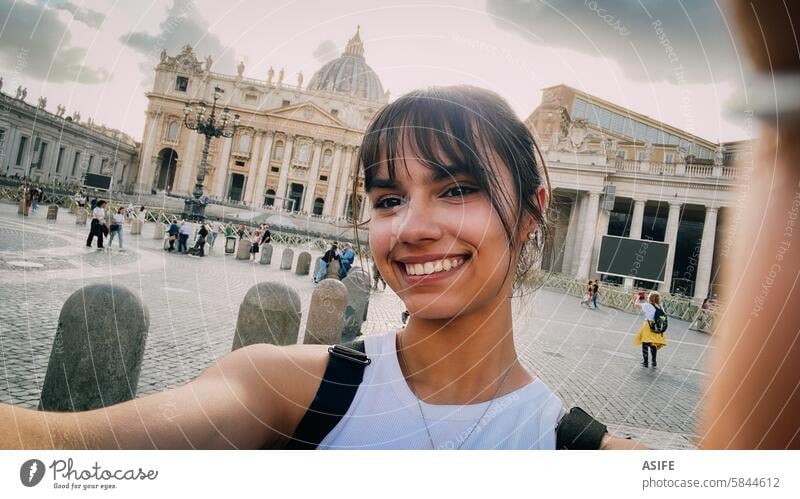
<box><xmin>307</xmin><ymin>27</ymin><xmax>385</xmax><ymax>102</ymax></box>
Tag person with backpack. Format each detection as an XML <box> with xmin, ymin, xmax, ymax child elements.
<box><xmin>634</xmin><ymin>291</ymin><xmax>668</xmax><ymax>368</ymax></box>
<box><xmin>166</xmin><ymin>219</ymin><xmax>180</xmax><ymax>252</ymax></box>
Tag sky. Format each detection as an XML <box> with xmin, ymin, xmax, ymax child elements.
<box><xmin>0</xmin><ymin>0</ymin><xmax>754</xmax><ymax>143</ymax></box>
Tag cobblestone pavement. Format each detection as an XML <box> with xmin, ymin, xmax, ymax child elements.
<box><xmin>0</xmin><ymin>202</ymin><xmax>711</xmax><ymax>449</ymax></box>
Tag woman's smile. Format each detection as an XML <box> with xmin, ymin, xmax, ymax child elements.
<box><xmin>394</xmin><ymin>254</ymin><xmax>471</xmax><ymax>285</ymax></box>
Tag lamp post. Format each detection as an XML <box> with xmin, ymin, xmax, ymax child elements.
<box><xmin>182</xmin><ymin>86</ymin><xmax>240</xmax><ymax>221</ymax></box>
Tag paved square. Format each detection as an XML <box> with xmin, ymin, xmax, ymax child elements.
<box><xmin>0</xmin><ymin>203</ymin><xmax>711</xmax><ymax>449</ymax></box>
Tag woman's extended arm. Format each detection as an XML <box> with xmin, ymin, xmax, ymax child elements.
<box><xmin>0</xmin><ymin>344</ymin><xmax>328</xmax><ymax>450</ymax></box>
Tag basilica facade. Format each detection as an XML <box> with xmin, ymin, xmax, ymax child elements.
<box><xmin>134</xmin><ymin>27</ymin><xmax>387</xmax><ymax>220</ymax></box>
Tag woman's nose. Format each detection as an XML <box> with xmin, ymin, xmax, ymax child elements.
<box><xmin>392</xmin><ymin>198</ymin><xmax>443</xmax><ymax>245</ymax></box>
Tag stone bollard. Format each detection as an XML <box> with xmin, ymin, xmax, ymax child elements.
<box><xmin>303</xmin><ymin>279</ymin><xmax>348</xmax><ymax>345</ymax></box>
<box><xmin>295</xmin><ymin>251</ymin><xmax>311</xmax><ymax>275</ymax></box>
<box><xmin>153</xmin><ymin>222</ymin><xmax>165</xmax><ymax>239</ymax></box>
<box><xmin>231</xmin><ymin>282</ymin><xmax>301</xmax><ymax>350</ymax></box>
<box><xmin>46</xmin><ymin>205</ymin><xmax>58</xmax><ymax>221</ymax></box>
<box><xmin>260</xmin><ymin>244</ymin><xmax>273</xmax><ymax>264</ymax></box>
<box><xmin>130</xmin><ymin>219</ymin><xmax>142</xmax><ymax>235</ymax></box>
<box><xmin>75</xmin><ymin>209</ymin><xmax>88</xmax><ymax>225</ymax></box>
<box><xmin>341</xmin><ymin>269</ymin><xmax>371</xmax><ymax>339</ymax></box>
<box><xmin>325</xmin><ymin>259</ymin><xmax>341</xmax><ymax>280</ymax></box>
<box><xmin>236</xmin><ymin>239</ymin><xmax>251</xmax><ymax>260</ymax></box>
<box><xmin>280</xmin><ymin>248</ymin><xmax>294</xmax><ymax>270</ymax></box>
<box><xmin>39</xmin><ymin>284</ymin><xmax>149</xmax><ymax>411</ymax></box>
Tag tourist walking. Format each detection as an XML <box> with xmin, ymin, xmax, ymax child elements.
<box><xmin>249</xmin><ymin>230</ymin><xmax>260</xmax><ymax>262</ymax></box>
<box><xmin>372</xmin><ymin>260</ymin><xmax>386</xmax><ymax>290</ymax></box>
<box><xmin>260</xmin><ymin>224</ymin><xmax>272</xmax><ymax>245</ymax></box>
<box><xmin>580</xmin><ymin>281</ymin><xmax>593</xmax><ymax>307</ymax></box>
<box><xmin>193</xmin><ymin>224</ymin><xmax>209</xmax><ymax>257</ymax></box>
<box><xmin>166</xmin><ymin>219</ymin><xmax>179</xmax><ymax>252</ymax></box>
<box><xmin>209</xmin><ymin>222</ymin><xmax>220</xmax><ymax>248</ymax></box>
<box><xmin>107</xmin><ymin>207</ymin><xmax>126</xmax><ymax>250</ymax></box>
<box><xmin>591</xmin><ymin>280</ymin><xmax>600</xmax><ymax>309</ymax></box>
<box><xmin>86</xmin><ymin>200</ymin><xmax>108</xmax><ymax>249</ymax></box>
<box><xmin>634</xmin><ymin>291</ymin><xmax>668</xmax><ymax>368</ymax></box>
<box><xmin>338</xmin><ymin>242</ymin><xmax>355</xmax><ymax>279</ymax></box>
<box><xmin>178</xmin><ymin>220</ymin><xmax>191</xmax><ymax>254</ymax></box>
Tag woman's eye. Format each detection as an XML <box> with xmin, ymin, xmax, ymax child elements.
<box><xmin>443</xmin><ymin>185</ymin><xmax>477</xmax><ymax>198</ymax></box>
<box><xmin>374</xmin><ymin>196</ymin><xmax>404</xmax><ymax>209</ymax></box>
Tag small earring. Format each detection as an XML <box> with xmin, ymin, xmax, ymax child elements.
<box><xmin>528</xmin><ymin>231</ymin><xmax>536</xmax><ymax>240</ymax></box>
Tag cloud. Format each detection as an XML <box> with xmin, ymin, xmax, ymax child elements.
<box><xmin>486</xmin><ymin>0</ymin><xmax>741</xmax><ymax>84</ymax></box>
<box><xmin>51</xmin><ymin>1</ymin><xmax>106</xmax><ymax>29</ymax></box>
<box><xmin>120</xmin><ymin>0</ymin><xmax>238</xmax><ymax>77</ymax></box>
<box><xmin>0</xmin><ymin>0</ymin><xmax>109</xmax><ymax>83</ymax></box>
<box><xmin>313</xmin><ymin>40</ymin><xmax>338</xmax><ymax>65</ymax></box>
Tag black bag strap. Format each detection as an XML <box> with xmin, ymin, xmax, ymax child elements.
<box><xmin>285</xmin><ymin>340</ymin><xmax>369</xmax><ymax>449</ymax></box>
<box><xmin>555</xmin><ymin>406</ymin><xmax>608</xmax><ymax>450</ymax></box>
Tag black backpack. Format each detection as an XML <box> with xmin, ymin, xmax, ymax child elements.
<box><xmin>650</xmin><ymin>305</ymin><xmax>669</xmax><ymax>333</ymax></box>
<box><xmin>285</xmin><ymin>341</ymin><xmax>608</xmax><ymax>450</ymax></box>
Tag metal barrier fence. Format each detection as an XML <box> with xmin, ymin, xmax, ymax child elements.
<box><xmin>528</xmin><ymin>271</ymin><xmax>717</xmax><ymax>334</ymax></box>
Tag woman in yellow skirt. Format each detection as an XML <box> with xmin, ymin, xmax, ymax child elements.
<box><xmin>634</xmin><ymin>291</ymin><xmax>668</xmax><ymax>368</ymax></box>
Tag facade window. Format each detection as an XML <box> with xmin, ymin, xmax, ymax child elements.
<box><xmin>295</xmin><ymin>141</ymin><xmax>311</xmax><ymax>164</ymax></box>
<box><xmin>637</xmin><ymin>151</ymin><xmax>647</xmax><ymax>161</ymax></box>
<box><xmin>272</xmin><ymin>141</ymin><xmax>284</xmax><ymax>161</ymax></box>
<box><xmin>88</xmin><ymin>155</ymin><xmax>95</xmax><ymax>172</ymax></box>
<box><xmin>175</xmin><ymin>76</ymin><xmax>189</xmax><ymax>92</ymax></box>
<box><xmin>322</xmin><ymin>149</ymin><xmax>333</xmax><ymax>168</ymax></box>
<box><xmin>37</xmin><ymin>141</ymin><xmax>48</xmax><ymax>168</ymax></box>
<box><xmin>235</xmin><ymin>160</ymin><xmax>245</xmax><ymax>167</ymax></box>
<box><xmin>55</xmin><ymin>147</ymin><xmax>66</xmax><ymax>173</ymax></box>
<box><xmin>616</xmin><ymin>150</ymin><xmax>626</xmax><ymax>160</ymax></box>
<box><xmin>281</xmin><ymin>99</ymin><xmax>290</xmax><ymax>107</ymax></box>
<box><xmin>664</xmin><ymin>153</ymin><xmax>674</xmax><ymax>164</ymax></box>
<box><xmin>101</xmin><ymin>158</ymin><xmax>109</xmax><ymax>173</ymax></box>
<box><xmin>244</xmin><ymin>94</ymin><xmax>258</xmax><ymax>105</ymax></box>
<box><xmin>71</xmin><ymin>152</ymin><xmax>80</xmax><ymax>176</ymax></box>
<box><xmin>15</xmin><ymin>136</ymin><xmax>28</xmax><ymax>166</ymax></box>
<box><xmin>265</xmin><ymin>189</ymin><xmax>276</xmax><ymax>207</ymax></box>
<box><xmin>167</xmin><ymin>122</ymin><xmax>180</xmax><ymax>142</ymax></box>
<box><xmin>237</xmin><ymin>133</ymin><xmax>251</xmax><ymax>153</ymax></box>
<box><xmin>319</xmin><ymin>175</ymin><xmax>328</xmax><ymax>181</ymax></box>
<box><xmin>331</xmin><ymin>109</ymin><xmax>339</xmax><ymax>117</ymax></box>
<box><xmin>270</xmin><ymin>166</ymin><xmax>280</xmax><ymax>173</ymax></box>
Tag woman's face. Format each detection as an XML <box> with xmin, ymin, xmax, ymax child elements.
<box><xmin>368</xmin><ymin>146</ymin><xmax>521</xmax><ymax>320</ymax></box>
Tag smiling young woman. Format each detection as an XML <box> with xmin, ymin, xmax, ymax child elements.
<box><xmin>0</xmin><ymin>85</ymin><xmax>639</xmax><ymax>451</ymax></box>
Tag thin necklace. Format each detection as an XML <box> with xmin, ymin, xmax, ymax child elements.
<box><xmin>396</xmin><ymin>332</ymin><xmax>517</xmax><ymax>450</ymax></box>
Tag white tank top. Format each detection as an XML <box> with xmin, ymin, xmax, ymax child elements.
<box><xmin>319</xmin><ymin>330</ymin><xmax>564</xmax><ymax>450</ymax></box>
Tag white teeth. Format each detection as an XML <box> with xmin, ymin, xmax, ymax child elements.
<box><xmin>403</xmin><ymin>257</ymin><xmax>467</xmax><ymax>276</ymax></box>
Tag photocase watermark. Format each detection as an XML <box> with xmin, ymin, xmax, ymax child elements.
<box><xmin>436</xmin><ymin>391</ymin><xmax>521</xmax><ymax>449</ymax></box>
<box><xmin>19</xmin><ymin>457</ymin><xmax>159</xmax><ymax>490</ymax></box>
<box><xmin>584</xmin><ymin>0</ymin><xmax>630</xmax><ymax>36</ymax></box>
<box><xmin>450</xmin><ymin>34</ymin><xmax>539</xmax><ymax>82</ymax></box>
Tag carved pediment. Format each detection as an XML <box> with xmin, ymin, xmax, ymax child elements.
<box><xmin>267</xmin><ymin>102</ymin><xmax>347</xmax><ymax>128</ymax></box>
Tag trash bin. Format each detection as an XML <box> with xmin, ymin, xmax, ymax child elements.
<box><xmin>225</xmin><ymin>236</ymin><xmax>237</xmax><ymax>254</ymax></box>
<box><xmin>46</xmin><ymin>205</ymin><xmax>59</xmax><ymax>221</ymax></box>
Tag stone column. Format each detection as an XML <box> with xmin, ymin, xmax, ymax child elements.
<box><xmin>334</xmin><ymin>146</ymin><xmax>355</xmax><ymax>218</ymax></box>
<box><xmin>276</xmin><ymin>134</ymin><xmax>295</xmax><ymax>209</ymax></box>
<box><xmin>658</xmin><ymin>202</ymin><xmax>683</xmax><ymax>293</ymax></box>
<box><xmin>561</xmin><ymin>195</ymin><xmax>581</xmax><ymax>274</ymax></box>
<box><xmin>589</xmin><ymin>206</ymin><xmax>610</xmax><ymax>281</ymax></box>
<box><xmin>302</xmin><ymin>140</ymin><xmax>324</xmax><ymax>213</ymax></box>
<box><xmin>693</xmin><ymin>206</ymin><xmax>718</xmax><ymax>300</ymax></box>
<box><xmin>136</xmin><ymin>111</ymin><xmax>160</xmax><ymax>192</ymax></box>
<box><xmin>243</xmin><ymin>131</ymin><xmax>264</xmax><ymax>204</ymax></box>
<box><xmin>176</xmin><ymin>128</ymin><xmax>201</xmax><ymax>195</ymax></box>
<box><xmin>251</xmin><ymin>131</ymin><xmax>275</xmax><ymax>206</ymax></box>
<box><xmin>623</xmin><ymin>198</ymin><xmax>647</xmax><ymax>289</ymax></box>
<box><xmin>575</xmin><ymin>191</ymin><xmax>601</xmax><ymax>280</ymax></box>
<box><xmin>212</xmin><ymin>136</ymin><xmax>233</xmax><ymax>198</ymax></box>
<box><xmin>323</xmin><ymin>144</ymin><xmax>344</xmax><ymax>217</ymax></box>
<box><xmin>569</xmin><ymin>193</ymin><xmax>588</xmax><ymax>276</ymax></box>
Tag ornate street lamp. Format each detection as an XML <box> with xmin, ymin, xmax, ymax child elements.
<box><xmin>182</xmin><ymin>86</ymin><xmax>240</xmax><ymax>221</ymax></box>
